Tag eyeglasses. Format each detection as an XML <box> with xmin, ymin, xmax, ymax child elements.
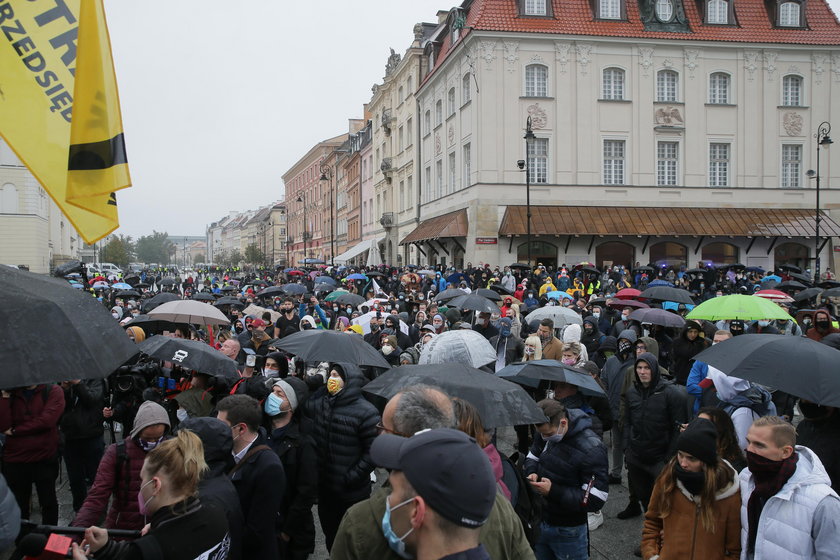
<box><xmin>376</xmin><ymin>421</ymin><xmax>409</xmax><ymax>437</ymax></box>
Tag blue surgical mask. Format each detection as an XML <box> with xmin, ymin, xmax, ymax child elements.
<box><xmin>540</xmin><ymin>424</ymin><xmax>565</xmax><ymax>444</ymax></box>
<box><xmin>264</xmin><ymin>393</ymin><xmax>286</xmax><ymax>417</ymax></box>
<box><xmin>381</xmin><ymin>495</ymin><xmax>415</xmax><ymax>559</ymax></box>
<box><xmin>500</xmin><ymin>326</ymin><xmax>511</xmax><ymax>337</ymax></box>
<box><xmin>136</xmin><ymin>436</ymin><xmax>164</xmax><ymax>453</ymax></box>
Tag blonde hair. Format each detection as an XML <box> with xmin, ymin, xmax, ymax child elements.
<box><xmin>144</xmin><ymin>430</ymin><xmax>207</xmax><ymax>497</ymax></box>
<box><xmin>562</xmin><ymin>341</ymin><xmax>581</xmax><ymax>357</ymax></box>
<box><xmin>752</xmin><ymin>415</ymin><xmax>797</xmax><ymax>448</ymax></box>
<box><xmin>524</xmin><ymin>335</ymin><xmax>543</xmax><ymax>360</ymax></box>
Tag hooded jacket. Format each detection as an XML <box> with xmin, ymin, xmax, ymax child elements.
<box><xmin>601</xmin><ymin>329</ymin><xmax>638</xmax><ymax>418</ymax></box>
<box><xmin>524</xmin><ymin>409</ymin><xmax>610</xmax><ymax>527</ymax></box>
<box><xmin>671</xmin><ymin>324</ymin><xmax>710</xmax><ymax>385</ymax></box>
<box><xmin>60</xmin><ymin>379</ymin><xmax>105</xmax><ymax>440</ymax></box>
<box><xmin>580</xmin><ymin>317</ymin><xmax>605</xmax><ymax>357</ymax></box>
<box><xmin>705</xmin><ymin>369</ymin><xmax>777</xmax><ymax>451</ymax></box>
<box><xmin>303</xmin><ymin>363</ymin><xmax>380</xmax><ymax>502</ymax></box>
<box><xmin>642</xmin><ymin>462</ymin><xmax>741</xmax><ymax>560</ymax></box>
<box><xmin>624</xmin><ymin>352</ymin><xmax>688</xmax><ymax>465</ymax></box>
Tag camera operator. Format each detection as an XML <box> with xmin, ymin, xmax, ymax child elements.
<box><xmin>60</xmin><ymin>379</ymin><xmax>106</xmax><ymax>512</ymax></box>
<box><xmin>104</xmin><ymin>364</ymin><xmax>158</xmax><ymax>436</ymax></box>
<box><xmin>72</xmin><ymin>402</ymin><xmax>172</xmax><ymax>532</ymax></box>
<box><xmin>71</xmin><ymin>430</ymin><xmax>230</xmax><ymax>560</ymax></box>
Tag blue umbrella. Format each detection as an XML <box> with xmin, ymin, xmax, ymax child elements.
<box><xmin>112</xmin><ymin>282</ymin><xmax>132</xmax><ymax>290</ymax></box>
<box><xmin>762</xmin><ymin>274</ymin><xmax>782</xmax><ymax>283</ymax></box>
<box><xmin>745</xmin><ymin>266</ymin><xmax>765</xmax><ymax>273</ymax></box>
<box><xmin>545</xmin><ymin>290</ymin><xmax>573</xmax><ymax>300</ymax></box>
<box><xmin>346</xmin><ymin>273</ymin><xmax>368</xmax><ymax>281</ymax></box>
<box><xmin>661</xmin><ymin>301</ymin><xmax>695</xmax><ymax>312</ymax></box>
<box><xmin>317</xmin><ymin>276</ymin><xmax>338</xmax><ymax>286</ymax></box>
<box><xmin>647</xmin><ymin>279</ymin><xmax>674</xmax><ymax>287</ymax></box>
<box><xmin>446</xmin><ymin>272</ymin><xmax>470</xmax><ymax>285</ymax></box>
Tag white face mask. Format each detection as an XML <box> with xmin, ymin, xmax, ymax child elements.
<box><xmin>382</xmin><ymin>345</ymin><xmax>394</xmax><ymax>355</ymax></box>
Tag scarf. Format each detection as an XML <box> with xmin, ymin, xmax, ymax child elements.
<box><xmin>746</xmin><ymin>450</ymin><xmax>798</xmax><ymax>552</ymax></box>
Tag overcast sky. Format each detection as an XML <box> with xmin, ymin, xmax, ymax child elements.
<box><xmin>105</xmin><ymin>0</ymin><xmax>840</xmax><ymax>239</ymax></box>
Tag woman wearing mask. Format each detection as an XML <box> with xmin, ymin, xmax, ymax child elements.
<box><xmin>524</xmin><ymin>335</ymin><xmax>543</xmax><ymax>361</ymax></box>
<box><xmin>431</xmin><ymin>313</ymin><xmax>447</xmax><ymax>334</ymax></box>
<box><xmin>641</xmin><ymin>418</ymin><xmax>741</xmax><ymax>560</ymax></box>
<box><xmin>72</xmin><ymin>430</ymin><xmax>230</xmax><ymax>560</ymax></box>
<box><xmin>379</xmin><ymin>334</ymin><xmax>402</xmax><ymax>367</ymax></box>
<box><xmin>695</xmin><ymin>407</ymin><xmax>746</xmax><ymax>472</ymax></box>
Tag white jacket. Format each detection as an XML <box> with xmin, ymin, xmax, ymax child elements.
<box><xmin>739</xmin><ymin>446</ymin><xmax>840</xmax><ymax>560</ymax></box>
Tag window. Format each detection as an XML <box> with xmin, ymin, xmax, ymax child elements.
<box><xmin>602</xmin><ymin>68</ymin><xmax>625</xmax><ymax>100</ymax></box>
<box><xmin>399</xmin><ymin>180</ymin><xmax>405</xmax><ymax>211</ymax></box>
<box><xmin>1</xmin><ymin>183</ymin><xmax>18</xmax><ymax>213</ymax></box>
<box><xmin>524</xmin><ymin>0</ymin><xmax>547</xmax><ymax>15</ymax></box>
<box><xmin>435</xmin><ymin>160</ymin><xmax>443</xmax><ymax>198</ymax></box>
<box><xmin>424</xmin><ymin>166</ymin><xmax>431</xmax><ymax>202</ymax></box>
<box><xmin>525</xmin><ymin>65</ymin><xmax>548</xmax><ymax>97</ymax></box>
<box><xmin>407</xmin><ymin>77</ymin><xmax>413</xmax><ymax>94</ymax></box>
<box><xmin>603</xmin><ymin>140</ymin><xmax>625</xmax><ymax>184</ymax></box>
<box><xmin>709</xmin><ymin>72</ymin><xmax>730</xmax><ymax>104</ymax></box>
<box><xmin>655</xmin><ymin>0</ymin><xmax>674</xmax><ymax>21</ymax></box>
<box><xmin>781</xmin><ymin>144</ymin><xmax>802</xmax><ymax>188</ymax></box>
<box><xmin>599</xmin><ymin>0</ymin><xmax>621</xmax><ymax>19</ymax></box>
<box><xmin>462</xmin><ymin>74</ymin><xmax>471</xmax><ymax>103</ymax></box>
<box><xmin>435</xmin><ymin>100</ymin><xmax>442</xmax><ymax>126</ymax></box>
<box><xmin>398</xmin><ymin>126</ymin><xmax>404</xmax><ymax>152</ymax></box>
<box><xmin>656</xmin><ymin>70</ymin><xmax>678</xmax><ymax>102</ymax></box>
<box><xmin>398</xmin><ymin>86</ymin><xmax>404</xmax><ymax>104</ymax></box>
<box><xmin>407</xmin><ymin>176</ymin><xmax>413</xmax><ymax>209</ymax></box>
<box><xmin>406</xmin><ymin>118</ymin><xmax>413</xmax><ymax>146</ymax></box>
<box><xmin>782</xmin><ymin>75</ymin><xmax>803</xmax><ymax>106</ymax></box>
<box><xmin>706</xmin><ymin>0</ymin><xmax>728</xmax><ymax>23</ymax></box>
<box><xmin>709</xmin><ymin>143</ymin><xmax>730</xmax><ymax>187</ymax></box>
<box><xmin>779</xmin><ymin>1</ymin><xmax>800</xmax><ymax>26</ymax></box>
<box><xmin>657</xmin><ymin>141</ymin><xmax>678</xmax><ymax>186</ymax></box>
<box><xmin>527</xmin><ymin>138</ymin><xmax>548</xmax><ymax>184</ymax></box>
<box><xmin>448</xmin><ymin>87</ymin><xmax>456</xmax><ymax>115</ymax></box>
<box><xmin>424</xmin><ymin>110</ymin><xmax>431</xmax><ymax>135</ymax></box>
<box><xmin>448</xmin><ymin>152</ymin><xmax>456</xmax><ymax>192</ymax></box>
<box><xmin>463</xmin><ymin>143</ymin><xmax>471</xmax><ymax>188</ymax></box>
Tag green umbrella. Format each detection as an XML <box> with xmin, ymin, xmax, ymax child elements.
<box><xmin>324</xmin><ymin>288</ymin><xmax>349</xmax><ymax>302</ymax></box>
<box><xmin>685</xmin><ymin>294</ymin><xmax>791</xmax><ymax>321</ymax></box>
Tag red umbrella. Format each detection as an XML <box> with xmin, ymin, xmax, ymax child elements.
<box><xmin>755</xmin><ymin>289</ymin><xmax>794</xmax><ymax>303</ymax></box>
<box><xmin>607</xmin><ymin>298</ymin><xmax>650</xmax><ymax>309</ymax></box>
<box><xmin>287</xmin><ymin>270</ymin><xmax>305</xmax><ymax>276</ymax></box>
<box><xmin>615</xmin><ymin>288</ymin><xmax>641</xmax><ymax>300</ymax></box>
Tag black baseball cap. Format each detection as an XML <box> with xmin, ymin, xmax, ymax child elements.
<box><xmin>371</xmin><ymin>428</ymin><xmax>495</xmax><ymax>528</ymax></box>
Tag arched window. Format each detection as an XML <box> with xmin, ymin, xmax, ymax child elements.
<box><xmin>709</xmin><ymin>72</ymin><xmax>730</xmax><ymax>104</ymax></box>
<box><xmin>435</xmin><ymin>100</ymin><xmax>443</xmax><ymax>126</ymax></box>
<box><xmin>774</xmin><ymin>242</ymin><xmax>809</xmax><ymax>271</ymax></box>
<box><xmin>782</xmin><ymin>75</ymin><xmax>803</xmax><ymax>106</ymax></box>
<box><xmin>525</xmin><ymin>64</ymin><xmax>548</xmax><ymax>97</ymax></box>
<box><xmin>462</xmin><ymin>73</ymin><xmax>471</xmax><ymax>103</ymax></box>
<box><xmin>779</xmin><ymin>1</ymin><xmax>801</xmax><ymax>26</ymax></box>
<box><xmin>649</xmin><ymin>242</ymin><xmax>688</xmax><ymax>269</ymax></box>
<box><xmin>596</xmin><ymin>242</ymin><xmax>635</xmax><ymax>270</ymax></box>
<box><xmin>656</xmin><ymin>70</ymin><xmax>678</xmax><ymax>102</ymax></box>
<box><xmin>1</xmin><ymin>183</ymin><xmax>18</xmax><ymax>213</ymax></box>
<box><xmin>517</xmin><ymin>241</ymin><xmax>558</xmax><ymax>269</ymax></box>
<box><xmin>602</xmin><ymin>68</ymin><xmax>625</xmax><ymax>100</ymax></box>
<box><xmin>655</xmin><ymin>0</ymin><xmax>674</xmax><ymax>21</ymax></box>
<box><xmin>707</xmin><ymin>0</ymin><xmax>728</xmax><ymax>23</ymax></box>
<box><xmin>701</xmin><ymin>242</ymin><xmax>738</xmax><ymax>267</ymax></box>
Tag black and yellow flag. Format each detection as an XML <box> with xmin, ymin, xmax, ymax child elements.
<box><xmin>0</xmin><ymin>0</ymin><xmax>131</xmax><ymax>244</ymax></box>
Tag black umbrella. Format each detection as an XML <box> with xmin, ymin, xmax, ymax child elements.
<box><xmin>685</xmin><ymin>268</ymin><xmax>707</xmax><ymax>274</ymax></box>
<box><xmin>489</xmin><ymin>284</ymin><xmax>514</xmax><ymax>296</ymax></box>
<box><xmin>220</xmin><ymin>285</ymin><xmax>239</xmax><ymax>293</ymax></box>
<box><xmin>818</xmin><ymin>280</ymin><xmax>840</xmax><ymax>289</ymax></box>
<box><xmin>778</xmin><ymin>264</ymin><xmax>802</xmax><ymax>274</ymax></box>
<box><xmin>776</xmin><ymin>280</ymin><xmax>807</xmax><ymax>293</ymax></box>
<box><xmin>213</xmin><ymin>296</ymin><xmax>244</xmax><ymax>308</ymax></box>
<box><xmin>509</xmin><ymin>263</ymin><xmax>531</xmax><ymax>269</ymax></box>
<box><xmin>116</xmin><ymin>289</ymin><xmax>141</xmax><ymax>298</ymax></box>
<box><xmin>496</xmin><ymin>360</ymin><xmax>606</xmax><ymax>397</ymax></box>
<box><xmin>578</xmin><ymin>266</ymin><xmax>600</xmax><ymax>275</ymax></box>
<box><xmin>434</xmin><ymin>288</ymin><xmax>469</xmax><ymax>303</ymax></box>
<box><xmin>313</xmin><ymin>283</ymin><xmax>336</xmax><ymax>294</ymax></box>
<box><xmin>629</xmin><ymin>308</ymin><xmax>686</xmax><ymax>328</ymax></box>
<box><xmin>362</xmin><ymin>364</ymin><xmax>548</xmax><ymax>428</ymax></box>
<box><xmin>141</xmin><ymin>292</ymin><xmax>180</xmax><ymax>313</ymax></box>
<box><xmin>474</xmin><ymin>288</ymin><xmax>502</xmax><ymax>302</ymax></box>
<box><xmin>447</xmin><ymin>294</ymin><xmax>500</xmax><ymax>314</ymax></box>
<box><xmin>639</xmin><ymin>286</ymin><xmax>695</xmax><ymax>305</ymax></box>
<box><xmin>787</xmin><ymin>272</ymin><xmax>813</xmax><ymax>285</ymax></box>
<box><xmin>366</xmin><ymin>271</ymin><xmax>387</xmax><ymax>278</ymax></box>
<box><xmin>282</xmin><ymin>284</ymin><xmax>307</xmax><ymax>295</ymax></box>
<box><xmin>334</xmin><ymin>292</ymin><xmax>366</xmax><ymax>307</ymax></box>
<box><xmin>793</xmin><ymin>287</ymin><xmax>824</xmax><ymax>302</ymax></box>
<box><xmin>135</xmin><ymin>282</ymin><xmax>150</xmax><ymax>289</ymax></box>
<box><xmin>257</xmin><ymin>286</ymin><xmax>285</xmax><ymax>298</ymax></box>
<box><xmin>726</xmin><ymin>263</ymin><xmax>746</xmax><ymax>271</ymax></box>
<box><xmin>121</xmin><ymin>314</ymin><xmax>177</xmax><ymax>335</ymax></box>
<box><xmin>0</xmin><ymin>266</ymin><xmax>138</xmax><ymax>389</ymax></box>
<box><xmin>191</xmin><ymin>292</ymin><xmax>215</xmax><ymax>301</ymax></box>
<box><xmin>822</xmin><ymin>287</ymin><xmax>840</xmax><ymax>298</ymax></box>
<box><xmin>159</xmin><ymin>278</ymin><xmax>177</xmax><ymax>287</ymax></box>
<box><xmin>138</xmin><ymin>337</ymin><xmax>238</xmax><ymax>381</ymax></box>
<box><xmin>123</xmin><ymin>275</ymin><xmax>140</xmax><ymax>287</ymax></box>
<box><xmin>693</xmin><ymin>334</ymin><xmax>840</xmax><ymax>407</ymax></box>
<box><xmin>273</xmin><ymin>329</ymin><xmax>390</xmax><ymax>368</ymax></box>
<box><xmin>633</xmin><ymin>266</ymin><xmax>655</xmax><ymax>273</ymax></box>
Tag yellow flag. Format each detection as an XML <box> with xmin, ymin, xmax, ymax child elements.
<box><xmin>0</xmin><ymin>0</ymin><xmax>131</xmax><ymax>244</ymax></box>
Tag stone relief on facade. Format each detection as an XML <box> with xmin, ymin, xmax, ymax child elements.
<box><xmin>555</xmin><ymin>41</ymin><xmax>571</xmax><ymax>74</ymax></box>
<box><xmin>812</xmin><ymin>53</ymin><xmax>827</xmax><ymax>85</ymax></box>
<box><xmin>684</xmin><ymin>49</ymin><xmax>700</xmax><ymax>79</ymax></box>
<box><xmin>743</xmin><ymin>51</ymin><xmax>759</xmax><ymax>80</ymax></box>
<box><xmin>448</xmin><ymin>124</ymin><xmax>455</xmax><ymax>146</ymax></box>
<box><xmin>783</xmin><ymin>112</ymin><xmax>803</xmax><ymax>137</ymax></box>
<box><xmin>654</xmin><ymin>106</ymin><xmax>684</xmax><ymax>126</ymax></box>
<box><xmin>639</xmin><ymin>47</ymin><xmax>654</xmax><ymax>77</ymax></box>
<box><xmin>530</xmin><ymin>54</ymin><xmax>544</xmax><ymax>64</ymax></box>
<box><xmin>479</xmin><ymin>41</ymin><xmax>497</xmax><ymax>69</ymax></box>
<box><xmin>832</xmin><ymin>54</ymin><xmax>840</xmax><ymax>83</ymax></box>
<box><xmin>503</xmin><ymin>41</ymin><xmax>519</xmax><ymax>73</ymax></box>
<box><xmin>435</xmin><ymin>134</ymin><xmax>441</xmax><ymax>155</ymax></box>
<box><xmin>413</xmin><ymin>23</ymin><xmax>424</xmax><ymax>42</ymax></box>
<box><xmin>763</xmin><ymin>51</ymin><xmax>778</xmax><ymax>81</ymax></box>
<box><xmin>385</xmin><ymin>48</ymin><xmax>402</xmax><ymax>77</ymax></box>
<box><xmin>662</xmin><ymin>59</ymin><xmax>674</xmax><ymax>69</ymax></box>
<box><xmin>527</xmin><ymin>104</ymin><xmax>547</xmax><ymax>130</ymax></box>
<box><xmin>576</xmin><ymin>43</ymin><xmax>592</xmax><ymax>75</ymax></box>
<box><xmin>371</xmin><ymin>83</ymin><xmax>380</xmax><ymax>96</ymax></box>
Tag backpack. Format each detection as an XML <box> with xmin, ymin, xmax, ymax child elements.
<box><xmin>500</xmin><ymin>451</ymin><xmax>543</xmax><ymax>547</ymax></box>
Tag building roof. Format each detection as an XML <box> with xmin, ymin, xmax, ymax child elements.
<box><xmin>498</xmin><ymin>206</ymin><xmax>840</xmax><ymax>237</ymax></box>
<box><xmin>401</xmin><ymin>209</ymin><xmax>469</xmax><ymax>244</ymax></box>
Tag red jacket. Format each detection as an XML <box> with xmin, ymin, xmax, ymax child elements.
<box><xmin>72</xmin><ymin>437</ymin><xmax>148</xmax><ymax>531</ymax></box>
<box><xmin>0</xmin><ymin>385</ymin><xmax>65</xmax><ymax>463</ymax></box>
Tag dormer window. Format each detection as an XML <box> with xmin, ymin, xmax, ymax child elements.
<box><xmin>778</xmin><ymin>1</ymin><xmax>802</xmax><ymax>26</ymax></box>
<box><xmin>523</xmin><ymin>0</ymin><xmax>548</xmax><ymax>16</ymax></box>
<box><xmin>706</xmin><ymin>0</ymin><xmax>728</xmax><ymax>23</ymax></box>
<box><xmin>598</xmin><ymin>0</ymin><xmax>623</xmax><ymax>19</ymax></box>
<box><xmin>655</xmin><ymin>0</ymin><xmax>674</xmax><ymax>22</ymax></box>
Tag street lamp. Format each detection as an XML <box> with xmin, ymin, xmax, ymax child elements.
<box><xmin>320</xmin><ymin>162</ymin><xmax>335</xmax><ymax>266</ymax></box>
<box><xmin>517</xmin><ymin>116</ymin><xmax>536</xmax><ymax>268</ymax></box>
<box><xmin>297</xmin><ymin>194</ymin><xmax>307</xmax><ymax>265</ymax></box>
<box><xmin>806</xmin><ymin>121</ymin><xmax>833</xmax><ymax>283</ymax></box>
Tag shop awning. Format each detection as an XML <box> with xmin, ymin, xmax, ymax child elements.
<box><xmin>498</xmin><ymin>206</ymin><xmax>840</xmax><ymax>238</ymax></box>
<box><xmin>400</xmin><ymin>209</ymin><xmax>468</xmax><ymax>244</ymax></box>
<box><xmin>334</xmin><ymin>237</ymin><xmax>383</xmax><ymax>264</ymax></box>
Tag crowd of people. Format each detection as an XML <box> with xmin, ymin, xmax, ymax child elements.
<box><xmin>1</xmin><ymin>259</ymin><xmax>840</xmax><ymax>560</ymax></box>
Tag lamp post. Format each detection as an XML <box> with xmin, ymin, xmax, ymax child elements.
<box><xmin>320</xmin><ymin>162</ymin><xmax>335</xmax><ymax>266</ymax></box>
<box><xmin>297</xmin><ymin>194</ymin><xmax>307</xmax><ymax>265</ymax></box>
<box><xmin>518</xmin><ymin>116</ymin><xmax>536</xmax><ymax>268</ymax></box>
<box><xmin>807</xmin><ymin>122</ymin><xmax>833</xmax><ymax>283</ymax></box>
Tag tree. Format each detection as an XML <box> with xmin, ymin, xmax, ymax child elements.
<box><xmin>193</xmin><ymin>253</ymin><xmax>205</xmax><ymax>264</ymax></box>
<box><xmin>244</xmin><ymin>243</ymin><xmax>265</xmax><ymax>265</ymax></box>
<box><xmin>99</xmin><ymin>235</ymin><xmax>134</xmax><ymax>267</ymax></box>
<box><xmin>135</xmin><ymin>231</ymin><xmax>175</xmax><ymax>264</ymax></box>
<box><xmin>228</xmin><ymin>249</ymin><xmax>243</xmax><ymax>267</ymax></box>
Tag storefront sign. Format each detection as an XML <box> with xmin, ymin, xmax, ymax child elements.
<box><xmin>475</xmin><ymin>237</ymin><xmax>498</xmax><ymax>245</ymax></box>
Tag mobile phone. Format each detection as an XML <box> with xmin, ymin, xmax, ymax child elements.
<box><xmin>246</xmin><ymin>354</ymin><xmax>257</xmax><ymax>367</ymax></box>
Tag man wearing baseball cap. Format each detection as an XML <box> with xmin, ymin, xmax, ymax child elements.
<box><xmin>371</xmin><ymin>428</ymin><xmax>496</xmax><ymax>560</ymax></box>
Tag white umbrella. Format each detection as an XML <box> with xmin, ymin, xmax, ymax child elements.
<box><xmin>418</xmin><ymin>330</ymin><xmax>496</xmax><ymax>368</ymax></box>
<box><xmin>352</xmin><ymin>311</ymin><xmax>409</xmax><ymax>335</ymax></box>
<box><xmin>244</xmin><ymin>303</ymin><xmax>280</xmax><ymax>324</ymax></box>
<box><xmin>148</xmin><ymin>299</ymin><xmax>230</xmax><ymax>326</ymax></box>
<box><xmin>524</xmin><ymin>306</ymin><xmax>583</xmax><ymax>328</ymax></box>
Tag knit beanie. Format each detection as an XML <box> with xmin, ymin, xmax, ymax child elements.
<box><xmin>677</xmin><ymin>418</ymin><xmax>718</xmax><ymax>466</ymax></box>
<box><xmin>273</xmin><ymin>378</ymin><xmax>300</xmax><ymax>411</ymax></box>
<box><xmin>130</xmin><ymin>401</ymin><xmax>171</xmax><ymax>439</ymax></box>
<box><xmin>126</xmin><ymin>326</ymin><xmax>146</xmax><ymax>342</ymax></box>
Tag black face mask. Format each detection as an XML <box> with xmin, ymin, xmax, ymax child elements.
<box><xmin>371</xmin><ymin>323</ymin><xmax>380</xmax><ymax>332</ymax></box>
<box><xmin>674</xmin><ymin>463</ymin><xmax>706</xmax><ymax>495</ymax></box>
<box><xmin>815</xmin><ymin>320</ymin><xmax>831</xmax><ymax>330</ymax></box>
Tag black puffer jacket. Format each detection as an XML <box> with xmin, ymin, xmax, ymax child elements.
<box><xmin>60</xmin><ymin>379</ymin><xmax>106</xmax><ymax>440</ymax></box>
<box><xmin>670</xmin><ymin>325</ymin><xmax>710</xmax><ymax>385</ymax></box>
<box><xmin>304</xmin><ymin>363</ymin><xmax>380</xmax><ymax>502</ymax></box>
<box><xmin>524</xmin><ymin>409</ymin><xmax>609</xmax><ymax>527</ymax></box>
<box><xmin>624</xmin><ymin>352</ymin><xmax>688</xmax><ymax>466</ymax></box>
